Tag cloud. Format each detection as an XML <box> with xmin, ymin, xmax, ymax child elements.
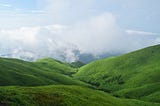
<box><xmin>63</xmin><ymin>13</ymin><xmax>160</xmax><ymax>55</ymax></box>
<box><xmin>38</xmin><ymin>0</ymin><xmax>96</xmax><ymax>24</ymax></box>
<box><xmin>3</xmin><ymin>4</ymin><xmax>11</xmax><ymax>7</ymax></box>
<box><xmin>0</xmin><ymin>25</ymin><xmax>79</xmax><ymax>62</ymax></box>
<box><xmin>0</xmin><ymin>0</ymin><xmax>159</xmax><ymax>62</ymax></box>
<box><xmin>65</xmin><ymin>13</ymin><xmax>124</xmax><ymax>54</ymax></box>
<box><xmin>126</xmin><ymin>30</ymin><xmax>159</xmax><ymax>36</ymax></box>
<box><xmin>0</xmin><ymin>12</ymin><xmax>159</xmax><ymax>62</ymax></box>
<box><xmin>0</xmin><ymin>3</ymin><xmax>12</xmax><ymax>7</ymax></box>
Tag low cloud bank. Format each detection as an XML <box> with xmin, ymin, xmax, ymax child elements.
<box><xmin>0</xmin><ymin>13</ymin><xmax>159</xmax><ymax>62</ymax></box>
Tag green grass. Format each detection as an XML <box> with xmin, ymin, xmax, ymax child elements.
<box><xmin>0</xmin><ymin>45</ymin><xmax>160</xmax><ymax>105</ymax></box>
<box><xmin>0</xmin><ymin>58</ymin><xmax>87</xmax><ymax>86</ymax></box>
<box><xmin>74</xmin><ymin>45</ymin><xmax>160</xmax><ymax>102</ymax></box>
<box><xmin>35</xmin><ymin>58</ymin><xmax>77</xmax><ymax>75</ymax></box>
<box><xmin>0</xmin><ymin>85</ymin><xmax>159</xmax><ymax>106</ymax></box>
<box><xmin>114</xmin><ymin>82</ymin><xmax>160</xmax><ymax>102</ymax></box>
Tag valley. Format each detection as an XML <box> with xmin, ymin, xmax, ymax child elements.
<box><xmin>0</xmin><ymin>45</ymin><xmax>160</xmax><ymax>106</ymax></box>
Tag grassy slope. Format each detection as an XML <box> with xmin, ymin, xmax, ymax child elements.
<box><xmin>74</xmin><ymin>45</ymin><xmax>160</xmax><ymax>102</ymax></box>
<box><xmin>35</xmin><ymin>58</ymin><xmax>77</xmax><ymax>76</ymax></box>
<box><xmin>0</xmin><ymin>45</ymin><xmax>160</xmax><ymax>105</ymax></box>
<box><xmin>69</xmin><ymin>61</ymin><xmax>85</xmax><ymax>68</ymax></box>
<box><xmin>0</xmin><ymin>58</ymin><xmax>87</xmax><ymax>86</ymax></box>
<box><xmin>0</xmin><ymin>85</ymin><xmax>159</xmax><ymax>106</ymax></box>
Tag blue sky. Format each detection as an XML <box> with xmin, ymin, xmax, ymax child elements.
<box><xmin>0</xmin><ymin>0</ymin><xmax>159</xmax><ymax>33</ymax></box>
<box><xmin>0</xmin><ymin>0</ymin><xmax>37</xmax><ymax>10</ymax></box>
<box><xmin>0</xmin><ymin>0</ymin><xmax>159</xmax><ymax>61</ymax></box>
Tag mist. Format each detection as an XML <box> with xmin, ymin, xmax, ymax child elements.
<box><xmin>0</xmin><ymin>12</ymin><xmax>159</xmax><ymax>62</ymax></box>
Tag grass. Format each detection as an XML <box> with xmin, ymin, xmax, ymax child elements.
<box><xmin>35</xmin><ymin>58</ymin><xmax>77</xmax><ymax>75</ymax></box>
<box><xmin>114</xmin><ymin>82</ymin><xmax>160</xmax><ymax>102</ymax></box>
<box><xmin>0</xmin><ymin>85</ymin><xmax>159</xmax><ymax>106</ymax></box>
<box><xmin>0</xmin><ymin>45</ymin><xmax>160</xmax><ymax>105</ymax></box>
<box><xmin>74</xmin><ymin>45</ymin><xmax>160</xmax><ymax>102</ymax></box>
<box><xmin>0</xmin><ymin>57</ymin><xmax>87</xmax><ymax>86</ymax></box>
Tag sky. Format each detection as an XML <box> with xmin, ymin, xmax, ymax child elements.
<box><xmin>0</xmin><ymin>0</ymin><xmax>160</xmax><ymax>62</ymax></box>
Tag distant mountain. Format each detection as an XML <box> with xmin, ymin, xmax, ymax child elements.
<box><xmin>74</xmin><ymin>44</ymin><xmax>160</xmax><ymax>103</ymax></box>
<box><xmin>69</xmin><ymin>61</ymin><xmax>85</xmax><ymax>68</ymax></box>
<box><xmin>0</xmin><ymin>49</ymin><xmax>122</xmax><ymax>63</ymax></box>
<box><xmin>77</xmin><ymin>52</ymin><xmax>122</xmax><ymax>63</ymax></box>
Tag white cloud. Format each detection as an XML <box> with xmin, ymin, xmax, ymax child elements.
<box><xmin>3</xmin><ymin>4</ymin><xmax>11</xmax><ymax>7</ymax></box>
<box><xmin>0</xmin><ymin>4</ymin><xmax>12</xmax><ymax>7</ymax></box>
<box><xmin>37</xmin><ymin>0</ymin><xmax>96</xmax><ymax>24</ymax></box>
<box><xmin>0</xmin><ymin>13</ymin><xmax>159</xmax><ymax>62</ymax></box>
<box><xmin>126</xmin><ymin>30</ymin><xmax>159</xmax><ymax>36</ymax></box>
<box><xmin>0</xmin><ymin>0</ymin><xmax>159</xmax><ymax>62</ymax></box>
<box><xmin>0</xmin><ymin>25</ymin><xmax>79</xmax><ymax>62</ymax></box>
<box><xmin>65</xmin><ymin>13</ymin><xmax>124</xmax><ymax>54</ymax></box>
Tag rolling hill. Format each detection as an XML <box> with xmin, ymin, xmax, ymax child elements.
<box><xmin>0</xmin><ymin>45</ymin><xmax>160</xmax><ymax>105</ymax></box>
<box><xmin>74</xmin><ymin>44</ymin><xmax>160</xmax><ymax>103</ymax></box>
<box><xmin>35</xmin><ymin>58</ymin><xmax>77</xmax><ymax>76</ymax></box>
<box><xmin>0</xmin><ymin>57</ymin><xmax>86</xmax><ymax>86</ymax></box>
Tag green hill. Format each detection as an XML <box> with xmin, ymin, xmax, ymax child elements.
<box><xmin>69</xmin><ymin>61</ymin><xmax>85</xmax><ymax>68</ymax></box>
<box><xmin>35</xmin><ymin>58</ymin><xmax>77</xmax><ymax>76</ymax></box>
<box><xmin>0</xmin><ymin>45</ymin><xmax>160</xmax><ymax>105</ymax></box>
<box><xmin>0</xmin><ymin>58</ymin><xmax>86</xmax><ymax>86</ymax></box>
<box><xmin>74</xmin><ymin>45</ymin><xmax>160</xmax><ymax>103</ymax></box>
<box><xmin>0</xmin><ymin>85</ymin><xmax>159</xmax><ymax>106</ymax></box>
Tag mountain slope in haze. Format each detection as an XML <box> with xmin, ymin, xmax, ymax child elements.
<box><xmin>69</xmin><ymin>61</ymin><xmax>85</xmax><ymax>68</ymax></box>
<box><xmin>0</xmin><ymin>85</ymin><xmax>159</xmax><ymax>106</ymax></box>
<box><xmin>0</xmin><ymin>57</ymin><xmax>87</xmax><ymax>86</ymax></box>
<box><xmin>74</xmin><ymin>45</ymin><xmax>160</xmax><ymax>103</ymax></box>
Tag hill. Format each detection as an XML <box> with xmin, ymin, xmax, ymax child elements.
<box><xmin>0</xmin><ymin>57</ymin><xmax>86</xmax><ymax>86</ymax></box>
<box><xmin>74</xmin><ymin>45</ymin><xmax>160</xmax><ymax>103</ymax></box>
<box><xmin>0</xmin><ymin>85</ymin><xmax>159</xmax><ymax>106</ymax></box>
<box><xmin>0</xmin><ymin>45</ymin><xmax>160</xmax><ymax>105</ymax></box>
<box><xmin>35</xmin><ymin>58</ymin><xmax>77</xmax><ymax>76</ymax></box>
<box><xmin>69</xmin><ymin>61</ymin><xmax>85</xmax><ymax>68</ymax></box>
